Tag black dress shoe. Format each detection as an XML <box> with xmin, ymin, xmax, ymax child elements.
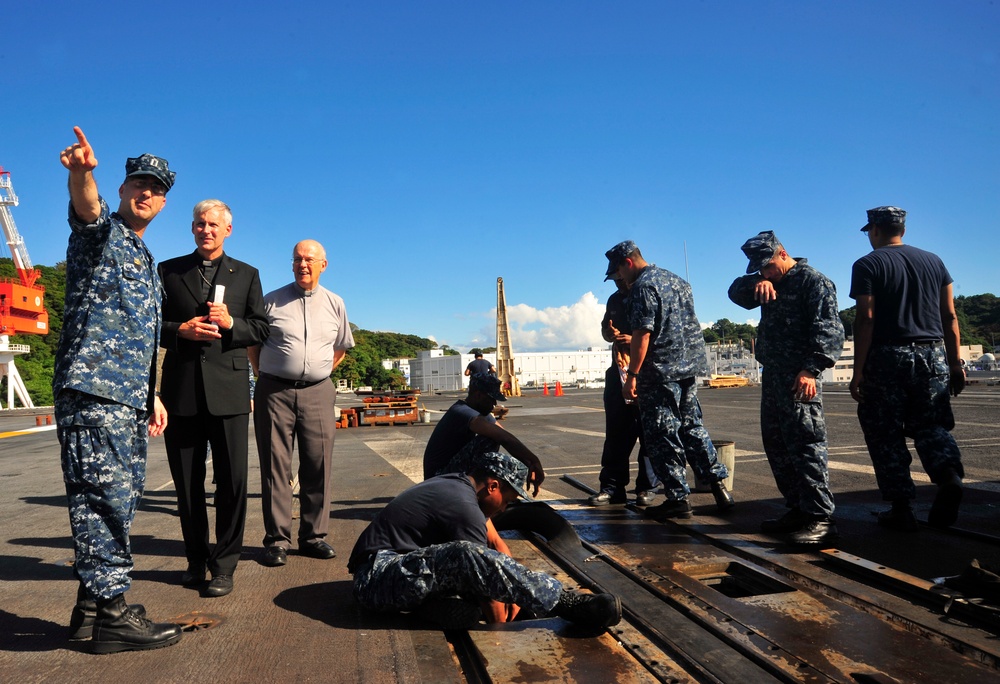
<box><xmin>299</xmin><ymin>540</ymin><xmax>337</xmax><ymax>559</ymax></box>
<box><xmin>181</xmin><ymin>563</ymin><xmax>207</xmax><ymax>587</ymax></box>
<box><xmin>634</xmin><ymin>490</ymin><xmax>657</xmax><ymax>507</ymax></box>
<box><xmin>588</xmin><ymin>490</ymin><xmax>627</xmax><ymax>506</ymax></box>
<box><xmin>204</xmin><ymin>575</ymin><xmax>234</xmax><ymax>597</ymax></box>
<box><xmin>262</xmin><ymin>546</ymin><xmax>288</xmax><ymax>567</ymax></box>
<box><xmin>711</xmin><ymin>481</ymin><xmax>736</xmax><ymax>511</ymax></box>
<box><xmin>789</xmin><ymin>518</ymin><xmax>839</xmax><ymax>546</ymax></box>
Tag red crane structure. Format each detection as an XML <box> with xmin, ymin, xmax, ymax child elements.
<box><xmin>0</xmin><ymin>167</ymin><xmax>49</xmax><ymax>408</ymax></box>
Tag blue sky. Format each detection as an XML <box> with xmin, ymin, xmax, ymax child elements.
<box><xmin>3</xmin><ymin>1</ymin><xmax>997</xmax><ymax>352</ymax></box>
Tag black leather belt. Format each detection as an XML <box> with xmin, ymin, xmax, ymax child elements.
<box><xmin>884</xmin><ymin>339</ymin><xmax>944</xmax><ymax>348</ymax></box>
<box><xmin>259</xmin><ymin>372</ymin><xmax>326</xmax><ymax>389</ymax></box>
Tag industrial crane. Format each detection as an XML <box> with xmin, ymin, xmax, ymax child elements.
<box><xmin>495</xmin><ymin>277</ymin><xmax>521</xmax><ymax>397</ymax></box>
<box><xmin>0</xmin><ymin>167</ymin><xmax>49</xmax><ymax>408</ymax></box>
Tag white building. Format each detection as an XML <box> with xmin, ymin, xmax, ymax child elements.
<box><xmin>404</xmin><ymin>341</ymin><xmax>984</xmax><ymax>391</ymax></box>
<box><xmin>828</xmin><ymin>340</ymin><xmax>983</xmax><ymax>383</ymax></box>
<box><xmin>407</xmin><ymin>348</ymin><xmax>613</xmax><ymax>392</ymax></box>
<box><xmin>381</xmin><ymin>357</ymin><xmax>411</xmax><ymax>385</ymax></box>
<box><xmin>699</xmin><ymin>339</ymin><xmax>983</xmax><ymax>384</ymax></box>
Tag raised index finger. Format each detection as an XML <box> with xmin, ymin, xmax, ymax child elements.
<box><xmin>72</xmin><ymin>126</ymin><xmax>91</xmax><ymax>150</ymax></box>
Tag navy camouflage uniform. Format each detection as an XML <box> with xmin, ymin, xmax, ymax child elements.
<box><xmin>348</xmin><ymin>461</ymin><xmax>562</xmax><ymax>618</ymax></box>
<box><xmin>627</xmin><ymin>265</ymin><xmax>728</xmax><ymax>501</ymax></box>
<box><xmin>729</xmin><ymin>253</ymin><xmax>844</xmax><ymax>518</ymax></box>
<box><xmin>353</xmin><ymin>542</ymin><xmax>562</xmax><ymax>617</ymax></box>
<box><xmin>54</xmin><ymin>198</ymin><xmax>162</xmax><ymax>601</ymax></box>
<box><xmin>854</xmin><ymin>345</ymin><xmax>962</xmax><ymax>500</ymax></box>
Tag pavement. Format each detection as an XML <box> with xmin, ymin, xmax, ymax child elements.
<box><xmin>1</xmin><ymin>383</ymin><xmax>999</xmax><ymax>681</ymax></box>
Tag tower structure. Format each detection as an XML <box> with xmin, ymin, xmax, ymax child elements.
<box><xmin>0</xmin><ymin>167</ymin><xmax>49</xmax><ymax>408</ymax></box>
<box><xmin>495</xmin><ymin>277</ymin><xmax>521</xmax><ymax>397</ymax></box>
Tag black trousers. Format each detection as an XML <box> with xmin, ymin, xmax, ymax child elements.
<box><xmin>164</xmin><ymin>412</ymin><xmax>249</xmax><ymax>576</ymax></box>
<box><xmin>598</xmin><ymin>365</ymin><xmax>659</xmax><ymax>493</ymax></box>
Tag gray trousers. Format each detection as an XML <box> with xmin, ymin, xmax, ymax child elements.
<box><xmin>254</xmin><ymin>376</ymin><xmax>337</xmax><ymax>548</ymax></box>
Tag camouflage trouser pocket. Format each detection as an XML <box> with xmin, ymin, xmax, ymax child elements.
<box><xmin>56</xmin><ymin>392</ymin><xmax>135</xmax><ymax>487</ymax></box>
<box><xmin>790</xmin><ymin>400</ymin><xmax>827</xmax><ymax>445</ymax></box>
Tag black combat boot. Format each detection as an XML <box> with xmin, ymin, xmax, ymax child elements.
<box><xmin>928</xmin><ymin>467</ymin><xmax>963</xmax><ymax>529</ymax></box>
<box><xmin>644</xmin><ymin>498</ymin><xmax>693</xmax><ymax>521</ymax></box>
<box><xmin>789</xmin><ymin>517</ymin><xmax>839</xmax><ymax>546</ymax></box>
<box><xmin>711</xmin><ymin>481</ymin><xmax>736</xmax><ymax>511</ymax></box>
<box><xmin>760</xmin><ymin>508</ymin><xmax>810</xmax><ymax>534</ymax></box>
<box><xmin>552</xmin><ymin>590</ymin><xmax>622</xmax><ymax>630</ymax></box>
<box><xmin>91</xmin><ymin>594</ymin><xmax>182</xmax><ymax>654</ymax></box>
<box><xmin>877</xmin><ymin>500</ymin><xmax>918</xmax><ymax>532</ymax></box>
<box><xmin>69</xmin><ymin>584</ymin><xmax>145</xmax><ymax>641</ymax></box>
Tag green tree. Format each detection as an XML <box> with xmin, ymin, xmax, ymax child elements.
<box><xmin>332</xmin><ymin>329</ymin><xmax>439</xmax><ymax>390</ymax></box>
<box><xmin>840</xmin><ymin>307</ymin><xmax>856</xmax><ymax>339</ymax></box>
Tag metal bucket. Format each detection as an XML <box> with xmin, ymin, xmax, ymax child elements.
<box><xmin>693</xmin><ymin>440</ymin><xmax>735</xmax><ymax>492</ymax></box>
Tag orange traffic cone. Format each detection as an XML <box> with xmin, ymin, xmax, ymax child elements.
<box><xmin>555</xmin><ymin>381</ymin><xmax>564</xmax><ymax>396</ymax></box>
<box><xmin>543</xmin><ymin>383</ymin><xmax>549</xmax><ymax>395</ymax></box>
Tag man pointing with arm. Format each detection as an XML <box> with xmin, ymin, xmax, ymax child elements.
<box><xmin>55</xmin><ymin>127</ymin><xmax>181</xmax><ymax>653</ymax></box>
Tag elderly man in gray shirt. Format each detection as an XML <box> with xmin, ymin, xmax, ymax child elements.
<box><xmin>250</xmin><ymin>239</ymin><xmax>355</xmax><ymax>567</ymax></box>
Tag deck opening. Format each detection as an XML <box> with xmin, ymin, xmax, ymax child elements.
<box><xmin>679</xmin><ymin>562</ymin><xmax>795</xmax><ymax>599</ymax></box>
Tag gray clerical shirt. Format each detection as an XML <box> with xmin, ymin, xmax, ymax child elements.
<box><xmin>258</xmin><ymin>282</ymin><xmax>355</xmax><ymax>382</ymax></box>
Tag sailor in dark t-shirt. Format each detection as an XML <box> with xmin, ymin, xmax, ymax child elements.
<box><xmin>849</xmin><ymin>206</ymin><xmax>965</xmax><ymax>531</ymax></box>
<box><xmin>464</xmin><ymin>351</ymin><xmax>496</xmax><ymax>377</ymax></box>
<box><xmin>422</xmin><ymin>373</ymin><xmax>543</xmax><ymax>492</ymax></box>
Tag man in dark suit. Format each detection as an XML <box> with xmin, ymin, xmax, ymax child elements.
<box><xmin>158</xmin><ymin>199</ymin><xmax>269</xmax><ymax>597</ymax></box>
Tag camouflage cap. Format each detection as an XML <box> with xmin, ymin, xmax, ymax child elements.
<box><xmin>469</xmin><ymin>372</ymin><xmax>506</xmax><ymax>401</ymax></box>
<box><xmin>740</xmin><ymin>231</ymin><xmax>780</xmax><ymax>274</ymax></box>
<box><xmin>125</xmin><ymin>154</ymin><xmax>176</xmax><ymax>192</ymax></box>
<box><xmin>861</xmin><ymin>206</ymin><xmax>905</xmax><ymax>232</ymax></box>
<box><xmin>474</xmin><ymin>451</ymin><xmax>531</xmax><ymax>500</ymax></box>
<box><xmin>604</xmin><ymin>240</ymin><xmax>637</xmax><ymax>281</ymax></box>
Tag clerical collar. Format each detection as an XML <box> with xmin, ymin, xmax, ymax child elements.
<box><xmin>198</xmin><ymin>254</ymin><xmax>224</xmax><ymax>267</ymax></box>
<box><xmin>295</xmin><ymin>283</ymin><xmax>317</xmax><ymax>297</ymax></box>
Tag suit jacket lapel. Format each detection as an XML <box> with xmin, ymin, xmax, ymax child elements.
<box><xmin>215</xmin><ymin>254</ymin><xmax>236</xmax><ymax>303</ymax></box>
<box><xmin>180</xmin><ymin>252</ymin><xmax>205</xmax><ymax>303</ymax></box>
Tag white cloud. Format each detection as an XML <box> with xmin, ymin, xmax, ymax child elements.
<box><xmin>462</xmin><ymin>292</ymin><xmax>608</xmax><ymax>352</ymax></box>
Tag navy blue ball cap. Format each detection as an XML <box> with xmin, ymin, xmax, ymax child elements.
<box><xmin>470</xmin><ymin>372</ymin><xmax>506</xmax><ymax>401</ymax></box>
<box><xmin>474</xmin><ymin>451</ymin><xmax>531</xmax><ymax>500</ymax></box>
<box><xmin>125</xmin><ymin>153</ymin><xmax>176</xmax><ymax>192</ymax></box>
<box><xmin>861</xmin><ymin>206</ymin><xmax>905</xmax><ymax>232</ymax></box>
<box><xmin>740</xmin><ymin>231</ymin><xmax>780</xmax><ymax>274</ymax></box>
<box><xmin>604</xmin><ymin>240</ymin><xmax>637</xmax><ymax>280</ymax></box>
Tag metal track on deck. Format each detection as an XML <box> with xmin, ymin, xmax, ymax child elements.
<box><xmin>444</xmin><ymin>498</ymin><xmax>1000</xmax><ymax>683</ymax></box>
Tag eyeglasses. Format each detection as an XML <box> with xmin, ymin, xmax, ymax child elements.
<box><xmin>128</xmin><ymin>178</ymin><xmax>167</xmax><ymax>196</ymax></box>
<box><xmin>292</xmin><ymin>257</ymin><xmax>320</xmax><ymax>264</ymax></box>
